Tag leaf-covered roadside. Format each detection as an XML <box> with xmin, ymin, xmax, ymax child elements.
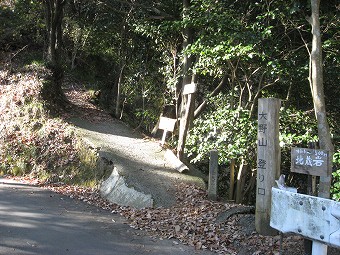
<box><xmin>0</xmin><ymin>65</ymin><xmax>96</xmax><ymax>184</ymax></box>
<box><xmin>7</xmin><ymin>175</ymin><xmax>304</xmax><ymax>255</ymax></box>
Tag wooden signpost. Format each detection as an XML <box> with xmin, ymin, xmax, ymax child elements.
<box><xmin>158</xmin><ymin>117</ymin><xmax>177</xmax><ymax>146</ymax></box>
<box><xmin>291</xmin><ymin>147</ymin><xmax>329</xmax><ymax>176</ymax></box>
<box><xmin>255</xmin><ymin>98</ymin><xmax>281</xmax><ymax>236</ymax></box>
<box><xmin>177</xmin><ymin>83</ymin><xmax>197</xmax><ymax>159</ymax></box>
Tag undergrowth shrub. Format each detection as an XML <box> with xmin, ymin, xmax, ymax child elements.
<box><xmin>186</xmin><ymin>95</ymin><xmax>257</xmax><ymax>202</ymax></box>
<box><xmin>185</xmin><ymin>94</ymin><xmax>338</xmax><ymax>201</ymax></box>
<box><xmin>331</xmin><ymin>150</ymin><xmax>340</xmax><ymax>201</ymax></box>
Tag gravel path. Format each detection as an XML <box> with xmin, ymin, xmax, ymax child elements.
<box><xmin>69</xmin><ymin>117</ymin><xmax>206</xmax><ymax>208</ymax></box>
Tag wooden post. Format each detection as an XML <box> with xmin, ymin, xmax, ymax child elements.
<box><xmin>208</xmin><ymin>150</ymin><xmax>218</xmax><ymax>200</ymax></box>
<box><xmin>229</xmin><ymin>159</ymin><xmax>235</xmax><ymax>201</ymax></box>
<box><xmin>160</xmin><ymin>129</ymin><xmax>168</xmax><ymax>146</ymax></box>
<box><xmin>177</xmin><ymin>83</ymin><xmax>197</xmax><ymax>160</ymax></box>
<box><xmin>255</xmin><ymin>98</ymin><xmax>281</xmax><ymax>235</ymax></box>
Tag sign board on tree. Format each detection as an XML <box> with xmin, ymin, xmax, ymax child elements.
<box><xmin>291</xmin><ymin>147</ymin><xmax>329</xmax><ymax>176</ymax></box>
<box><xmin>182</xmin><ymin>83</ymin><xmax>197</xmax><ymax>95</ymax></box>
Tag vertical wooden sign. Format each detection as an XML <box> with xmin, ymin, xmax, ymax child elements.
<box><xmin>255</xmin><ymin>98</ymin><xmax>281</xmax><ymax>235</ymax></box>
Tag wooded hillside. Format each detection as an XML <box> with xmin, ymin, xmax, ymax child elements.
<box><xmin>0</xmin><ymin>0</ymin><xmax>339</xmax><ymax>202</ymax></box>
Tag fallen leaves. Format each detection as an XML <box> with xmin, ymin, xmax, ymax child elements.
<box><xmin>62</xmin><ymin>81</ymin><xmax>113</xmax><ymax>122</ymax></box>
<box><xmin>5</xmin><ymin>175</ymin><xmax>304</xmax><ymax>255</ymax></box>
<box><xmin>0</xmin><ymin>63</ymin><xmax>94</xmax><ymax>181</ymax></box>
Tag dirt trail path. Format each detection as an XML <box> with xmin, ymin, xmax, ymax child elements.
<box><xmin>64</xmin><ymin>86</ymin><xmax>206</xmax><ymax>208</ymax></box>
<box><xmin>70</xmin><ymin>117</ymin><xmax>205</xmax><ymax>208</ymax></box>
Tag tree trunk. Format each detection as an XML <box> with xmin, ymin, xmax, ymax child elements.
<box><xmin>229</xmin><ymin>158</ymin><xmax>235</xmax><ymax>201</ymax></box>
<box><xmin>305</xmin><ymin>2</ymin><xmax>334</xmax><ymax>252</ymax></box>
<box><xmin>42</xmin><ymin>0</ymin><xmax>67</xmax><ymax>105</ymax></box>
<box><xmin>113</xmin><ymin>6</ymin><xmax>132</xmax><ymax>119</ymax></box>
<box><xmin>177</xmin><ymin>0</ymin><xmax>195</xmax><ymax>160</ymax></box>
<box><xmin>309</xmin><ymin>0</ymin><xmax>334</xmax><ymax>199</ymax></box>
<box><xmin>115</xmin><ymin>65</ymin><xmax>125</xmax><ymax>119</ymax></box>
<box><xmin>235</xmin><ymin>159</ymin><xmax>247</xmax><ymax>204</ymax></box>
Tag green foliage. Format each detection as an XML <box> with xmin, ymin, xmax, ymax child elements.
<box><xmin>186</xmin><ymin>95</ymin><xmax>320</xmax><ymax>167</ymax></box>
<box><xmin>279</xmin><ymin>107</ymin><xmax>319</xmax><ymax>181</ymax></box>
<box><xmin>186</xmin><ymin>94</ymin><xmax>322</xmax><ymax>176</ymax></box>
<box><xmin>2</xmin><ymin>0</ymin><xmax>339</xmax><ymax>196</ymax></box>
<box><xmin>0</xmin><ymin>1</ymin><xmax>44</xmax><ymax>48</ymax></box>
<box><xmin>279</xmin><ymin>108</ymin><xmax>319</xmax><ymax>146</ymax></box>
<box><xmin>332</xmin><ymin>151</ymin><xmax>340</xmax><ymax>201</ymax></box>
<box><xmin>186</xmin><ymin>94</ymin><xmax>257</xmax><ymax>167</ymax></box>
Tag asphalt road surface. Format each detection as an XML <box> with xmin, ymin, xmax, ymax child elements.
<box><xmin>0</xmin><ymin>178</ymin><xmax>214</xmax><ymax>255</ymax></box>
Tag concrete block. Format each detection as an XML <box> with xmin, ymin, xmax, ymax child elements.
<box><xmin>100</xmin><ymin>167</ymin><xmax>153</xmax><ymax>209</ymax></box>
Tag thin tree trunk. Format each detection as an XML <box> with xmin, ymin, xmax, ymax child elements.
<box><xmin>42</xmin><ymin>0</ymin><xmax>67</xmax><ymax>105</ymax></box>
<box><xmin>235</xmin><ymin>159</ymin><xmax>247</xmax><ymax>204</ymax></box>
<box><xmin>115</xmin><ymin>65</ymin><xmax>125</xmax><ymax>119</ymax></box>
<box><xmin>45</xmin><ymin>1</ymin><xmax>53</xmax><ymax>62</ymax></box>
<box><xmin>177</xmin><ymin>0</ymin><xmax>195</xmax><ymax>160</ymax></box>
<box><xmin>309</xmin><ymin>0</ymin><xmax>334</xmax><ymax>199</ymax></box>
<box><xmin>229</xmin><ymin>158</ymin><xmax>235</xmax><ymax>201</ymax></box>
<box><xmin>113</xmin><ymin>5</ymin><xmax>132</xmax><ymax>118</ymax></box>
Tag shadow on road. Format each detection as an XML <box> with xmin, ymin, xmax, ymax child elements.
<box><xmin>0</xmin><ymin>179</ymin><xmax>213</xmax><ymax>255</ymax></box>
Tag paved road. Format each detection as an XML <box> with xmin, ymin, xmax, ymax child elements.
<box><xmin>0</xmin><ymin>178</ymin><xmax>214</xmax><ymax>255</ymax></box>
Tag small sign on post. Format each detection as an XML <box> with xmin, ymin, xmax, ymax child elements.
<box><xmin>158</xmin><ymin>117</ymin><xmax>177</xmax><ymax>146</ymax></box>
<box><xmin>291</xmin><ymin>147</ymin><xmax>329</xmax><ymax>176</ymax></box>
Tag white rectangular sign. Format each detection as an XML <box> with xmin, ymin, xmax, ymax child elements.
<box><xmin>182</xmin><ymin>83</ymin><xmax>197</xmax><ymax>95</ymax></box>
<box><xmin>158</xmin><ymin>117</ymin><xmax>176</xmax><ymax>132</ymax></box>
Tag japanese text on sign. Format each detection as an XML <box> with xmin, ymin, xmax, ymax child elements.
<box><xmin>257</xmin><ymin>111</ymin><xmax>268</xmax><ymax>196</ymax></box>
<box><xmin>291</xmin><ymin>147</ymin><xmax>329</xmax><ymax>176</ymax></box>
